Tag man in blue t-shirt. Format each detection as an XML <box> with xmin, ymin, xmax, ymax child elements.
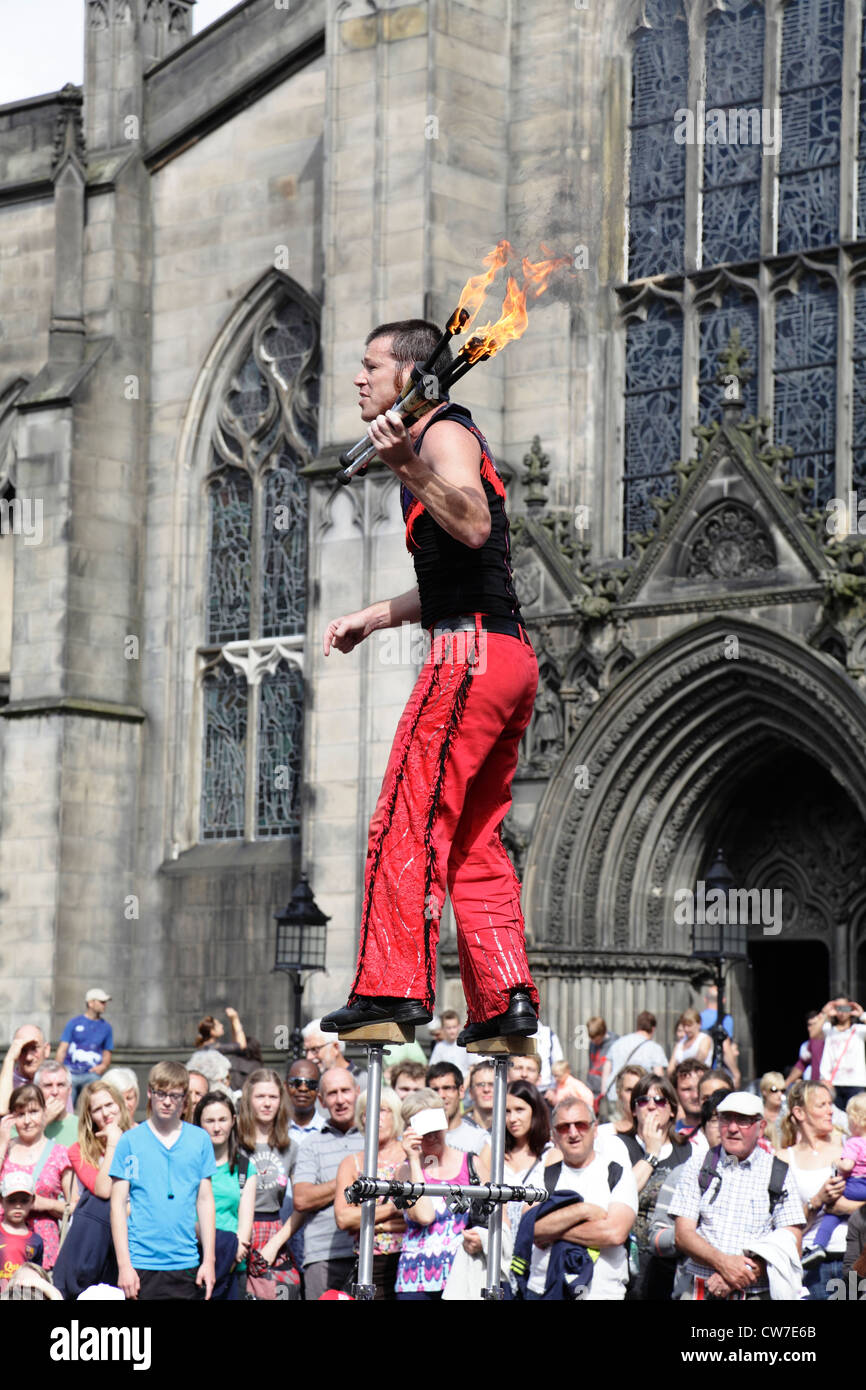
<box><xmin>110</xmin><ymin>1061</ymin><xmax>216</xmax><ymax>1301</ymax></box>
<box><xmin>55</xmin><ymin>989</ymin><xmax>114</xmax><ymax>1099</ymax></box>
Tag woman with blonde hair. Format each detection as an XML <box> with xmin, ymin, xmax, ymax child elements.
<box><xmin>667</xmin><ymin>1009</ymin><xmax>712</xmax><ymax>1074</ymax></box>
<box><xmin>777</xmin><ymin>1079</ymin><xmax>860</xmax><ymax>1299</ymax></box>
<box><xmin>53</xmin><ymin>1080</ymin><xmax>132</xmax><ymax>1299</ymax></box>
<box><xmin>760</xmin><ymin>1071</ymin><xmax>787</xmax><ymax>1149</ymax></box>
<box><xmin>333</xmin><ymin>1087</ymin><xmax>406</xmax><ymax>1300</ymax></box>
<box><xmin>101</xmin><ymin>1068</ymin><xmax>139</xmax><ymax>1125</ymax></box>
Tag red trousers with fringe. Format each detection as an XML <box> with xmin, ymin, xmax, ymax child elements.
<box><xmin>349</xmin><ymin>616</ymin><xmax>539</xmax><ymax>1022</ymax></box>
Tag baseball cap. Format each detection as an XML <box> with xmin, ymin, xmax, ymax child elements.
<box><xmin>1</xmin><ymin>1172</ymin><xmax>35</xmax><ymax>1197</ymax></box>
<box><xmin>318</xmin><ymin>1289</ymin><xmax>355</xmax><ymax>1301</ymax></box>
<box><xmin>716</xmin><ymin>1091</ymin><xmax>764</xmax><ymax>1119</ymax></box>
<box><xmin>85</xmin><ymin>989</ymin><xmax>111</xmax><ymax>1003</ymax></box>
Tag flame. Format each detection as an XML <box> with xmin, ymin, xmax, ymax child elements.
<box><xmin>449</xmin><ymin>239</ymin><xmax>512</xmax><ymax>332</ymax></box>
<box><xmin>521</xmin><ymin>242</ymin><xmax>574</xmax><ymax>299</ymax></box>
<box><xmin>463</xmin><ymin>276</ymin><xmax>529</xmax><ymax>362</ymax></box>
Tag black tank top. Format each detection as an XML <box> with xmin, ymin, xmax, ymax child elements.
<box><xmin>400</xmin><ymin>403</ymin><xmax>522</xmax><ymax>630</ymax></box>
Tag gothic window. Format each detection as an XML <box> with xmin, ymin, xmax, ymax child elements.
<box><xmin>623</xmin><ymin>298</ymin><xmax>683</xmax><ymax>542</ymax></box>
<box><xmin>627</xmin><ymin>0</ymin><xmax>688</xmax><ymax>280</ymax></box>
<box><xmin>698</xmin><ymin>291</ymin><xmax>759</xmax><ymax>426</ymax></box>
<box><xmin>777</xmin><ymin>0</ymin><xmax>843</xmax><ymax>255</ymax></box>
<box><xmin>702</xmin><ymin>0</ymin><xmax>765</xmax><ymax>267</ymax></box>
<box><xmin>618</xmin><ymin>0</ymin><xmax>859</xmax><ymax>556</ymax></box>
<box><xmin>773</xmin><ymin>272</ymin><xmax>837</xmax><ymax>507</ymax></box>
<box><xmin>200</xmin><ymin>290</ymin><xmax>319</xmax><ymax>841</ymax></box>
<box><xmin>851</xmin><ymin>279</ymin><xmax>866</xmax><ymax>500</ymax></box>
<box><xmin>859</xmin><ymin>17</ymin><xmax>866</xmax><ymax>238</ymax></box>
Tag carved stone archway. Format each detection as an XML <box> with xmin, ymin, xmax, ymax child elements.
<box><xmin>523</xmin><ymin>619</ymin><xmax>866</xmax><ymax>1056</ymax></box>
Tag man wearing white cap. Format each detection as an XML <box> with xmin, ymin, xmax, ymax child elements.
<box><xmin>55</xmin><ymin>990</ymin><xmax>114</xmax><ymax>1101</ymax></box>
<box><xmin>669</xmin><ymin>1091</ymin><xmax>805</xmax><ymax>1300</ymax></box>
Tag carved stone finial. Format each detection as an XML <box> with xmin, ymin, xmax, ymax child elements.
<box><xmin>716</xmin><ymin>327</ymin><xmax>753</xmax><ymax>414</ymax></box>
<box><xmin>522</xmin><ymin>436</ymin><xmax>550</xmax><ymax>510</ymax></box>
<box><xmin>52</xmin><ymin>85</ymin><xmax>85</xmax><ymax>171</ymax></box>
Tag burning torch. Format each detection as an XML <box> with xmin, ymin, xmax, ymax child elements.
<box><xmin>337</xmin><ymin>243</ymin><xmax>570</xmax><ymax>483</ymax></box>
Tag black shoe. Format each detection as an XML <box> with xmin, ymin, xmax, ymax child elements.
<box><xmin>456</xmin><ymin>988</ymin><xmax>538</xmax><ymax>1046</ymax></box>
<box><xmin>321</xmin><ymin>996</ymin><xmax>432</xmax><ymax>1033</ymax></box>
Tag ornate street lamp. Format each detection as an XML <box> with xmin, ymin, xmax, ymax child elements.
<box><xmin>273</xmin><ymin>874</ymin><xmax>329</xmax><ymax>1060</ymax></box>
<box><xmin>690</xmin><ymin>848</ymin><xmax>748</xmax><ymax>1069</ymax></box>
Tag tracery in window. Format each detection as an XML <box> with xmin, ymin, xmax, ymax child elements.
<box><xmin>200</xmin><ymin>289</ymin><xmax>318</xmax><ymax>841</ymax></box>
<box><xmin>702</xmin><ymin>0</ymin><xmax>765</xmax><ymax>267</ymax></box>
<box><xmin>773</xmin><ymin>271</ymin><xmax>837</xmax><ymax>508</ymax></box>
<box><xmin>627</xmin><ymin>0</ymin><xmax>689</xmax><ymax>280</ymax></box>
<box><xmin>777</xmin><ymin>0</ymin><xmax>843</xmax><ymax>255</ymax></box>
<box><xmin>623</xmin><ymin>296</ymin><xmax>683</xmax><ymax>546</ymax></box>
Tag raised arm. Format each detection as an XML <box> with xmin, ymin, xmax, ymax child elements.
<box><xmin>224</xmin><ymin>1006</ymin><xmax>247</xmax><ymax>1052</ymax></box>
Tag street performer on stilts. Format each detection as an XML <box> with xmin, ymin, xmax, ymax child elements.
<box><xmin>321</xmin><ymin>320</ymin><xmax>539</xmax><ymax>1047</ymax></box>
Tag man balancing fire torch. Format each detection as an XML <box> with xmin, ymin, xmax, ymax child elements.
<box><xmin>320</xmin><ymin>246</ymin><xmax>569</xmax><ymax>1046</ymax></box>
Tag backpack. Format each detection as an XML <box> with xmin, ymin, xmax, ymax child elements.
<box><xmin>509</xmin><ymin>1159</ymin><xmax>625</xmax><ymax>1301</ymax></box>
<box><xmin>697</xmin><ymin>1145</ymin><xmax>789</xmax><ymax>1216</ymax></box>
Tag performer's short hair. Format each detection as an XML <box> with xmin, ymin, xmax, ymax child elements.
<box><xmin>366</xmin><ymin>319</ymin><xmax>453</xmax><ymax>381</ymax></box>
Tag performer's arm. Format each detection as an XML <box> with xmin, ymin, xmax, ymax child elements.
<box><xmin>324</xmin><ymin>587</ymin><xmax>420</xmax><ymax>656</ymax></box>
<box><xmin>369</xmin><ymin>411</ymin><xmax>491</xmax><ymax>549</ymax></box>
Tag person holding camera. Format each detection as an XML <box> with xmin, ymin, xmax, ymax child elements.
<box><xmin>818</xmin><ymin>998</ymin><xmax>866</xmax><ymax>1108</ymax></box>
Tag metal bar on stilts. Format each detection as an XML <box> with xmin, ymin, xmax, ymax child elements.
<box><xmin>353</xmin><ymin>1043</ymin><xmax>383</xmax><ymax>1300</ymax></box>
<box><xmin>482</xmin><ymin>1053</ymin><xmax>509</xmax><ymax>1300</ymax></box>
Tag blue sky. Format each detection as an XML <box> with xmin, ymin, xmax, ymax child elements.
<box><xmin>1</xmin><ymin>0</ymin><xmax>244</xmax><ymax>105</ymax></box>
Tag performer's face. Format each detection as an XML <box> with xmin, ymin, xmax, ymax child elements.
<box><xmin>354</xmin><ymin>336</ymin><xmax>409</xmax><ymax>422</ymax></box>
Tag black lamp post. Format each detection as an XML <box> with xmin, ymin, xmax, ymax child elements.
<box><xmin>690</xmin><ymin>848</ymin><xmax>748</xmax><ymax>1069</ymax></box>
<box><xmin>273</xmin><ymin>874</ymin><xmax>329</xmax><ymax>1060</ymax></box>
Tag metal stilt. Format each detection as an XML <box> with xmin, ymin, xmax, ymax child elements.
<box><xmin>353</xmin><ymin>1042</ymin><xmax>384</xmax><ymax>1300</ymax></box>
<box><xmin>481</xmin><ymin>1053</ymin><xmax>509</xmax><ymax>1300</ymax></box>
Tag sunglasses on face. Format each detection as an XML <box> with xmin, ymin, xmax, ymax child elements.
<box><xmin>287</xmin><ymin>1079</ymin><xmax>318</xmax><ymax>1091</ymax></box>
<box><xmin>635</xmin><ymin>1096</ymin><xmax>670</xmax><ymax>1109</ymax></box>
<box><xmin>719</xmin><ymin>1115</ymin><xmax>760</xmax><ymax>1128</ymax></box>
<box><xmin>554</xmin><ymin>1120</ymin><xmax>594</xmax><ymax>1136</ymax></box>
<box><xmin>764</xmin><ymin>1087</ymin><xmax>782</xmax><ymax>1094</ymax></box>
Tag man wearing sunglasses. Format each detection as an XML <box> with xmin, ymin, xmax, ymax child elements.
<box><xmin>669</xmin><ymin>1092</ymin><xmax>805</xmax><ymax>1300</ymax></box>
<box><xmin>525</xmin><ymin>1098</ymin><xmax>638</xmax><ymax>1300</ymax></box>
<box><xmin>285</xmin><ymin>1060</ymin><xmax>326</xmax><ymax>1145</ymax></box>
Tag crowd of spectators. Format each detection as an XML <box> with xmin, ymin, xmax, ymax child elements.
<box><xmin>2</xmin><ymin>987</ymin><xmax>866</xmax><ymax>1301</ymax></box>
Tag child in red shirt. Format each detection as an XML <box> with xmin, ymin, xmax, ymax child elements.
<box><xmin>0</xmin><ymin>1172</ymin><xmax>44</xmax><ymax>1283</ymax></box>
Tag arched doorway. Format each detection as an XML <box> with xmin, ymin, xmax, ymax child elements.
<box><xmin>526</xmin><ymin>618</ymin><xmax>866</xmax><ymax>1065</ymax></box>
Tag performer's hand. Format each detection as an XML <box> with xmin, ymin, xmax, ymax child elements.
<box><xmin>323</xmin><ymin>610</ymin><xmax>371</xmax><ymax>656</ymax></box>
<box><xmin>368</xmin><ymin>410</ymin><xmax>416</xmax><ymax>471</ymax></box>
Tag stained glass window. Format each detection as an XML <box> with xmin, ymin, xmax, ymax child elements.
<box><xmin>206</xmin><ymin>467</ymin><xmax>251</xmax><ymax>644</ymax></box>
<box><xmin>627</xmin><ymin>0</ymin><xmax>688</xmax><ymax>280</ymax></box>
<box><xmin>852</xmin><ymin>279</ymin><xmax>866</xmax><ymax>503</ymax></box>
<box><xmin>777</xmin><ymin>0</ymin><xmax>843</xmax><ymax>255</ymax></box>
<box><xmin>623</xmin><ymin>299</ymin><xmax>683</xmax><ymax>545</ymax></box>
<box><xmin>257</xmin><ymin>663</ymin><xmax>305</xmax><ymax>837</ymax></box>
<box><xmin>774</xmin><ymin>273</ymin><xmax>837</xmax><ymax>507</ymax></box>
<box><xmin>859</xmin><ymin>15</ymin><xmax>866</xmax><ymax>238</ymax></box>
<box><xmin>202</xmin><ymin>662</ymin><xmax>248</xmax><ymax>839</ymax></box>
<box><xmin>200</xmin><ymin>289</ymin><xmax>319</xmax><ymax>840</ymax></box>
<box><xmin>262</xmin><ymin>454</ymin><xmax>307</xmax><ymax>639</ymax></box>
<box><xmin>702</xmin><ymin>0</ymin><xmax>765</xmax><ymax>266</ymax></box>
<box><xmin>698</xmin><ymin>292</ymin><xmax>759</xmax><ymax>425</ymax></box>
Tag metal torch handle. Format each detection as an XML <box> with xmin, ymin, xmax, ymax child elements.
<box><xmin>337</xmin><ymin>385</ymin><xmax>436</xmax><ymax>483</ymax></box>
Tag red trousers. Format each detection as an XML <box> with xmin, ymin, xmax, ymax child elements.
<box><xmin>350</xmin><ymin>616</ymin><xmax>539</xmax><ymax>1022</ymax></box>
